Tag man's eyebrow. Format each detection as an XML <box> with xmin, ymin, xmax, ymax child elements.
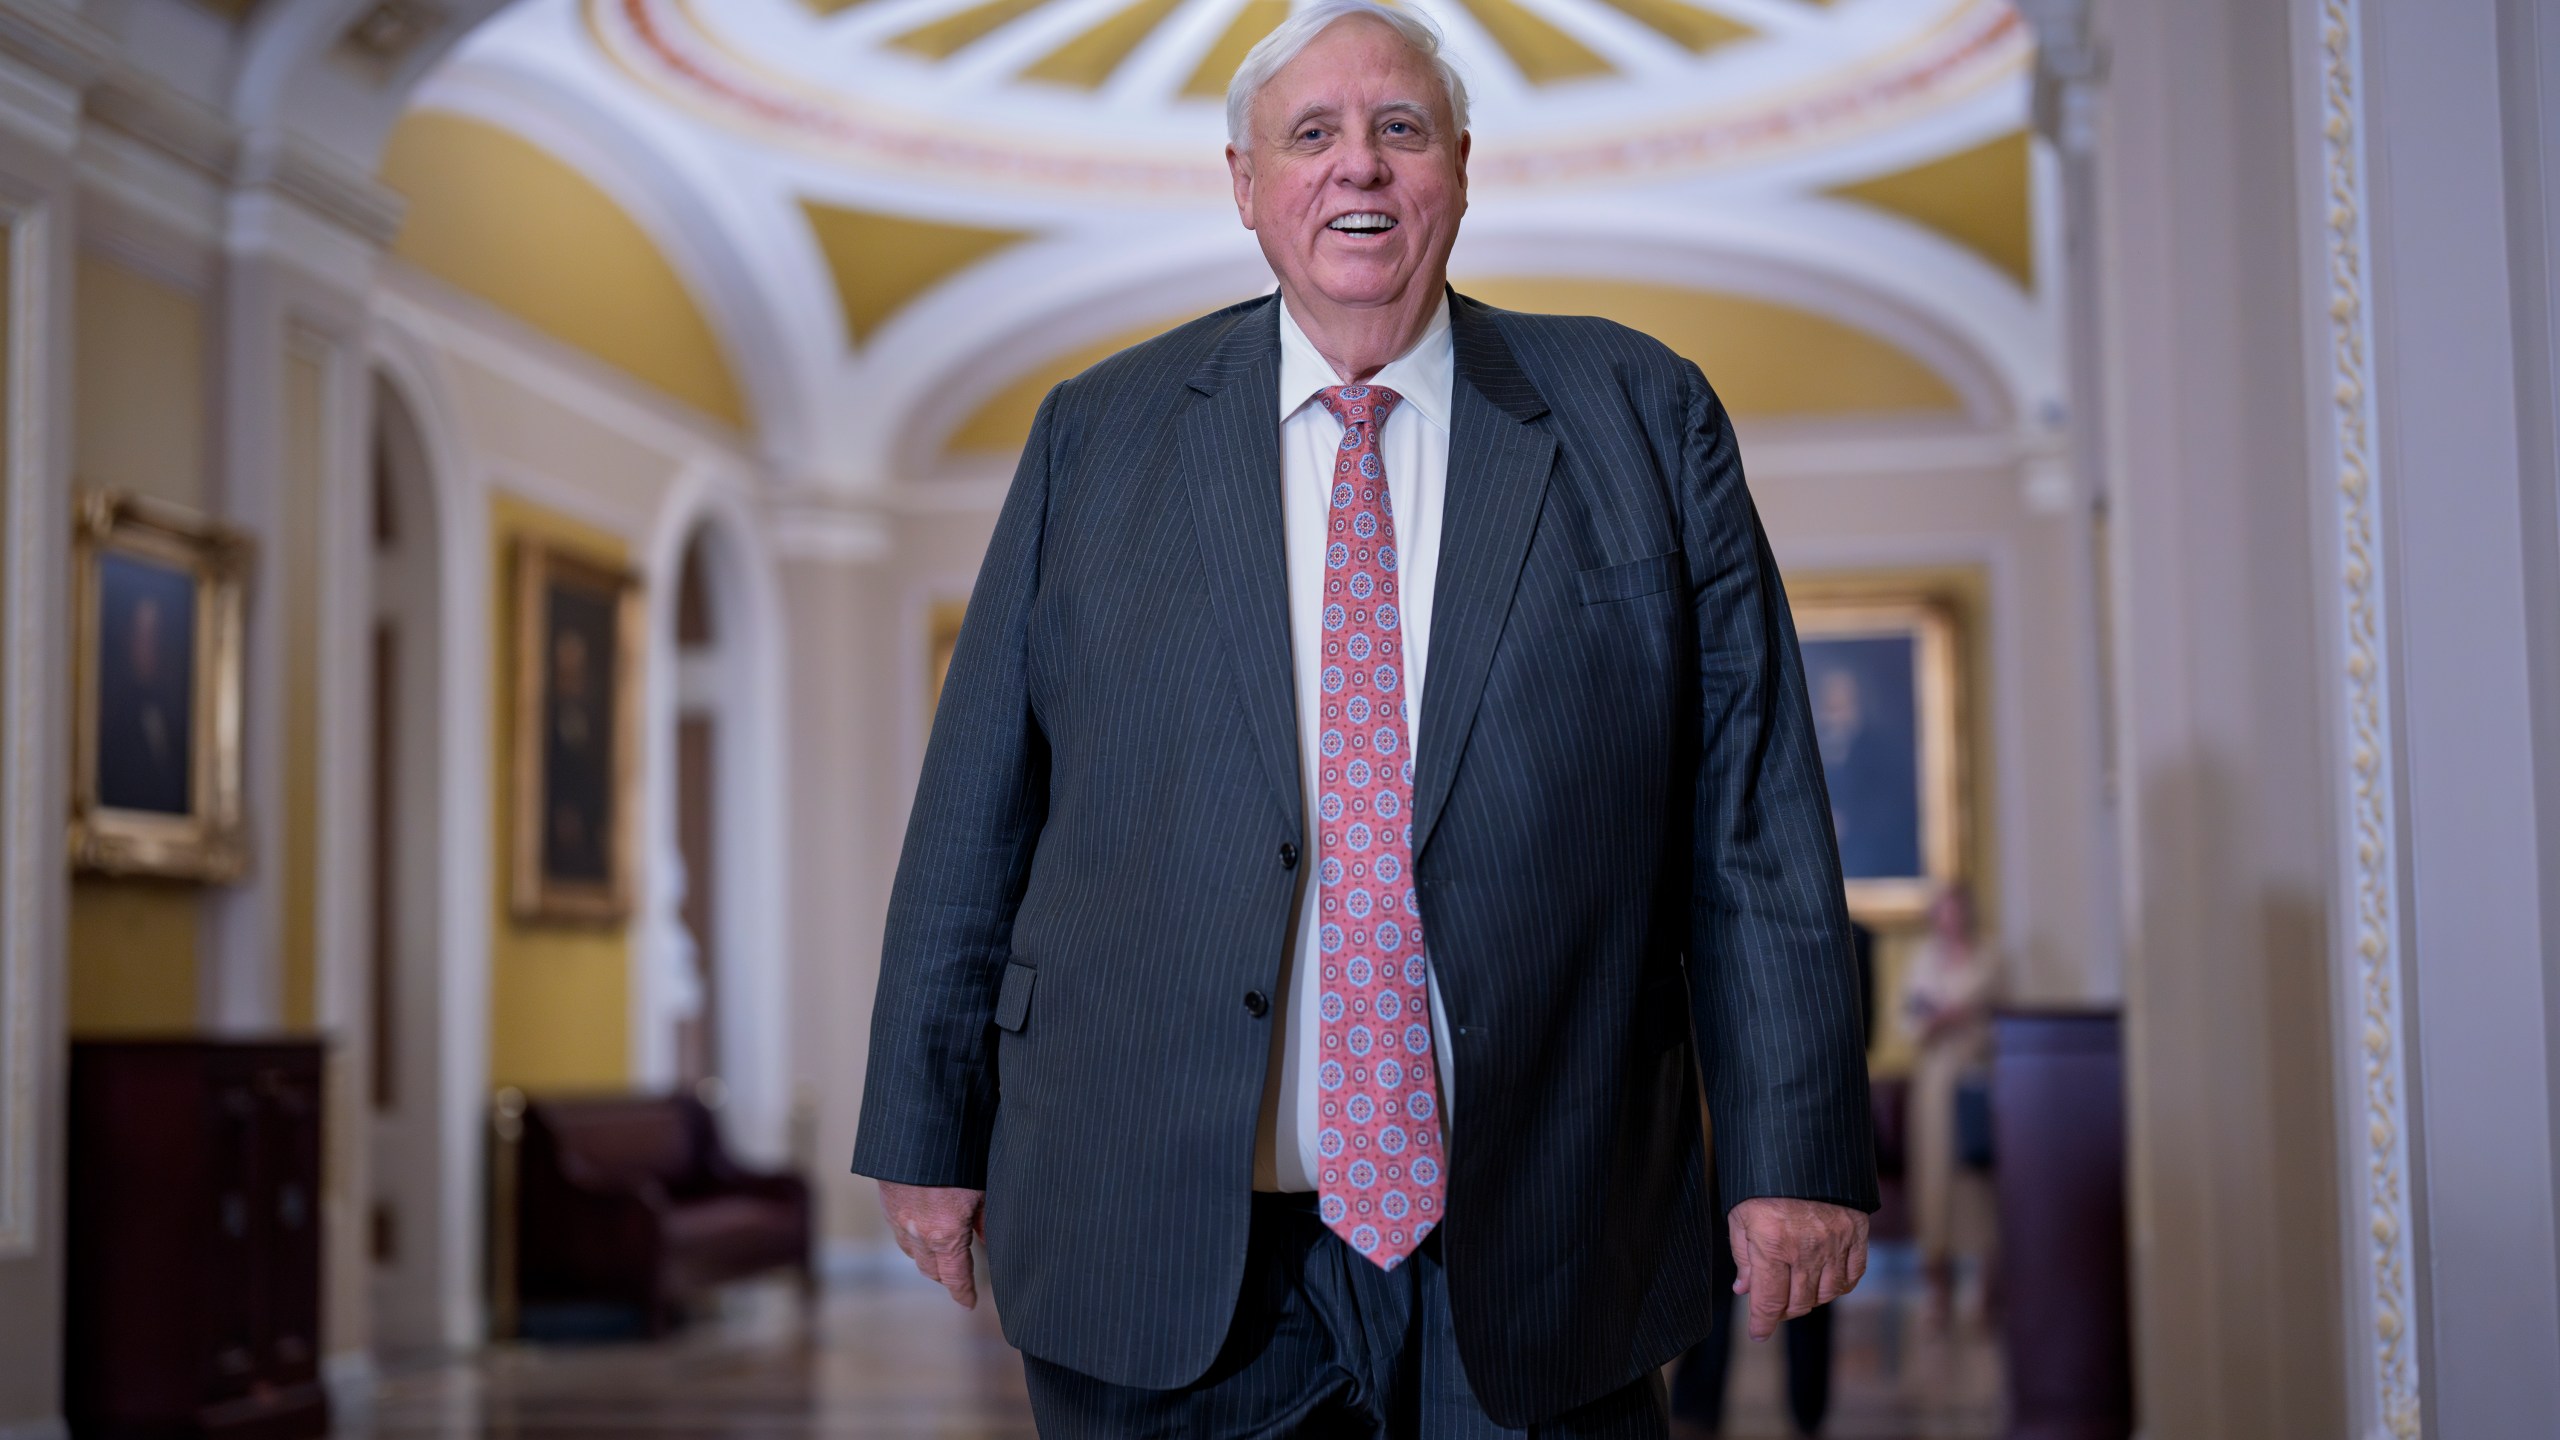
<box><xmin>1277</xmin><ymin>99</ymin><xmax>1436</xmax><ymax>133</ymax></box>
<box><xmin>1281</xmin><ymin>102</ymin><xmax>1342</xmax><ymax>132</ymax></box>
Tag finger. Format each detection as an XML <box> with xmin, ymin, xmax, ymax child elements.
<box><xmin>1787</xmin><ymin>1251</ymin><xmax>1821</xmax><ymax>1320</ymax></box>
<box><xmin>1815</xmin><ymin>1249</ymin><xmax>1849</xmax><ymax>1307</ymax></box>
<box><xmin>1845</xmin><ymin>1234</ymin><xmax>1870</xmax><ymax>1292</ymax></box>
<box><xmin>1727</xmin><ymin>1215</ymin><xmax>1753</xmax><ymax>1296</ymax></box>
<box><xmin>935</xmin><ymin>1240</ymin><xmax>979</xmax><ymax>1310</ymax></box>
<box><xmin>1747</xmin><ymin>1251</ymin><xmax>1790</xmax><ymax>1341</ymax></box>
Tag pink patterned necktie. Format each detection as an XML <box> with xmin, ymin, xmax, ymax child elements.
<box><xmin>1309</xmin><ymin>383</ymin><xmax>1444</xmax><ymax>1271</ymax></box>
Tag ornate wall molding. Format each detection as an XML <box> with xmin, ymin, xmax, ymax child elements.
<box><xmin>2311</xmin><ymin>1</ymin><xmax>2420</xmax><ymax>1434</ymax></box>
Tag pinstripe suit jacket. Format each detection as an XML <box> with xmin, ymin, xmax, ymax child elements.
<box><xmin>852</xmin><ymin>290</ymin><xmax>1877</xmax><ymax>1425</ymax></box>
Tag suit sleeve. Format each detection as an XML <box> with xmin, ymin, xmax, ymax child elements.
<box><xmin>850</xmin><ymin>387</ymin><xmax>1060</xmax><ymax>1190</ymax></box>
<box><xmin>1675</xmin><ymin>363</ymin><xmax>1881</xmax><ymax>1215</ymax></box>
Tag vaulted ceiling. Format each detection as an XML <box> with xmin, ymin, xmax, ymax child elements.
<box><xmin>381</xmin><ymin>0</ymin><xmax>2053</xmax><ymax>491</ymax></box>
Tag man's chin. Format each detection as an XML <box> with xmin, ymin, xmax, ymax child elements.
<box><xmin>1295</xmin><ymin>266</ymin><xmax>1427</xmax><ymax>312</ymax></box>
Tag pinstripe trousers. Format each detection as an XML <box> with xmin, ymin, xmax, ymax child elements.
<box><xmin>1021</xmin><ymin>1193</ymin><xmax>1671</xmax><ymax>1439</ymax></box>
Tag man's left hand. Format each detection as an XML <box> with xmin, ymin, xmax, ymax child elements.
<box><xmin>1728</xmin><ymin>1197</ymin><xmax>1869</xmax><ymax>1341</ymax></box>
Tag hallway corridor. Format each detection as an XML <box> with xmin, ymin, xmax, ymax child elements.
<box><xmin>357</xmin><ymin>1272</ymin><xmax>2000</xmax><ymax>1439</ymax></box>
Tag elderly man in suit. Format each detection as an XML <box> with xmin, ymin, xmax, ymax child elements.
<box><xmin>852</xmin><ymin>2</ymin><xmax>1877</xmax><ymax>1433</ymax></box>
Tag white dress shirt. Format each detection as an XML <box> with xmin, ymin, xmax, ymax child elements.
<box><xmin>1255</xmin><ymin>295</ymin><xmax>1461</xmax><ymax>1193</ymax></box>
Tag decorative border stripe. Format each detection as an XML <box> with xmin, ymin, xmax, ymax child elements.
<box><xmin>2315</xmin><ymin>3</ymin><xmax>2420</xmax><ymax>1433</ymax></box>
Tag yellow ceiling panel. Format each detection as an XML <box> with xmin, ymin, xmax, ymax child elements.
<box><xmin>892</xmin><ymin>0</ymin><xmax>1053</xmax><ymax>59</ymax></box>
<box><xmin>1584</xmin><ymin>0</ymin><xmax>1753</xmax><ymax>53</ymax></box>
<box><xmin>800</xmin><ymin>202</ymin><xmax>1037</xmax><ymax>347</ymax></box>
<box><xmin>1455</xmin><ymin>277</ymin><xmax>1963</xmax><ymax>416</ymax></box>
<box><xmin>1185</xmin><ymin>0</ymin><xmax>1292</xmax><ymax>100</ymax></box>
<box><xmin>379</xmin><ymin>112</ymin><xmax>749</xmax><ymax>430</ymax></box>
<box><xmin>1025</xmin><ymin>0</ymin><xmax>1190</xmax><ymax>88</ymax></box>
<box><xmin>1828</xmin><ymin>130</ymin><xmax>2035</xmax><ymax>288</ymax></box>
<box><xmin>1453</xmin><ymin>0</ymin><xmax>1613</xmax><ymax>86</ymax></box>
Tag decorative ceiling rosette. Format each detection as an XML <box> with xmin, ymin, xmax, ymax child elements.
<box><xmin>585</xmin><ymin>0</ymin><xmax>2029</xmax><ymax>201</ymax></box>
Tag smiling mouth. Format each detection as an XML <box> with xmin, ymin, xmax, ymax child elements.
<box><xmin>1328</xmin><ymin>213</ymin><xmax>1398</xmax><ymax>237</ymax></box>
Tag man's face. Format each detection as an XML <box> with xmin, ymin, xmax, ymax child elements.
<box><xmin>1227</xmin><ymin>18</ymin><xmax>1469</xmax><ymax>314</ymax></box>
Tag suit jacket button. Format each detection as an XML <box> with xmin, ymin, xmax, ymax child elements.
<box><xmin>1279</xmin><ymin>843</ymin><xmax>1299</xmax><ymax>870</ymax></box>
<box><xmin>1243</xmin><ymin>990</ymin><xmax>1271</xmax><ymax>1018</ymax></box>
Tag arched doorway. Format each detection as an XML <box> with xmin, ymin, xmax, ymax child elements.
<box><xmin>641</xmin><ymin>505</ymin><xmax>793</xmax><ymax>1165</ymax></box>
<box><xmin>363</xmin><ymin>370</ymin><xmax>470</xmax><ymax>1353</ymax></box>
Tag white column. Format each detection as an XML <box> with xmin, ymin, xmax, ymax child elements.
<box><xmin>0</xmin><ymin>8</ymin><xmax>104</xmax><ymax>1430</ymax></box>
<box><xmin>207</xmin><ymin>130</ymin><xmax>402</xmax><ymax>1398</ymax></box>
<box><xmin>2348</xmin><ymin>0</ymin><xmax>2560</xmax><ymax>1430</ymax></box>
<box><xmin>2094</xmin><ymin>0</ymin><xmax>2355</xmax><ymax>1432</ymax></box>
<box><xmin>770</xmin><ymin>490</ymin><xmax>904</xmax><ymax>1268</ymax></box>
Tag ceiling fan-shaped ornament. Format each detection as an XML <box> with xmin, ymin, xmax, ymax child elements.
<box><xmin>589</xmin><ymin>0</ymin><xmax>2031</xmax><ymax>200</ymax></box>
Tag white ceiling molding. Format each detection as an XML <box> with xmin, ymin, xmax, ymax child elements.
<box><xmin>573</xmin><ymin>0</ymin><xmax>2030</xmax><ymax>204</ymax></box>
<box><xmin>875</xmin><ymin>195</ymin><xmax>2053</xmax><ymax>478</ymax></box>
<box><xmin>376</xmin><ymin>0</ymin><xmax>2055</xmax><ymax>495</ymax></box>
<box><xmin>410</xmin><ymin>36</ymin><xmax>833</xmax><ymax>480</ymax></box>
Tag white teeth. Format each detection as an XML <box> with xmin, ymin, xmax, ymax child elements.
<box><xmin>1329</xmin><ymin>213</ymin><xmax>1396</xmax><ymax>232</ymax></box>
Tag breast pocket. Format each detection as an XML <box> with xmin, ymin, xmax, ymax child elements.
<box><xmin>1576</xmin><ymin>551</ymin><xmax>1684</xmax><ymax>606</ymax></box>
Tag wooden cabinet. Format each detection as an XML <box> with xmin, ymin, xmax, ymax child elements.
<box><xmin>67</xmin><ymin>1039</ymin><xmax>329</xmax><ymax>1440</ymax></box>
<box><xmin>1991</xmin><ymin>1010</ymin><xmax>2133</xmax><ymax>1440</ymax></box>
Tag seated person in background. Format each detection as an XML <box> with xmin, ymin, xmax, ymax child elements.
<box><xmin>1902</xmin><ymin>884</ymin><xmax>1998</xmax><ymax>1325</ymax></box>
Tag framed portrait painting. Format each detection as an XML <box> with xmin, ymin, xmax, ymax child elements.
<box><xmin>70</xmin><ymin>493</ymin><xmax>250</xmax><ymax>882</ymax></box>
<box><xmin>511</xmin><ymin>540</ymin><xmax>642</xmax><ymax>924</ymax></box>
<box><xmin>1792</xmin><ymin>595</ymin><xmax>1965</xmax><ymax>925</ymax></box>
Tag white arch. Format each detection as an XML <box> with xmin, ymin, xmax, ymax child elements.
<box><xmin>408</xmin><ymin>25</ymin><xmax>830</xmax><ymax>482</ymax></box>
<box><xmin>231</xmin><ymin>0</ymin><xmax>513</xmax><ymax>166</ymax></box>
<box><xmin>875</xmin><ymin>196</ymin><xmax>2056</xmax><ymax>476</ymax></box>
<box><xmin>364</xmin><ymin>315</ymin><xmax>497</xmax><ymax>1353</ymax></box>
<box><xmin>638</xmin><ymin>465</ymin><xmax>795</xmax><ymax>1166</ymax></box>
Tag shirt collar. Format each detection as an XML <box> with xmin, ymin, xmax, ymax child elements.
<box><xmin>1277</xmin><ymin>291</ymin><xmax>1455</xmax><ymax>434</ymax></box>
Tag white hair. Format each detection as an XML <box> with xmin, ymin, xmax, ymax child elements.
<box><xmin>1224</xmin><ymin>0</ymin><xmax>1471</xmax><ymax>146</ymax></box>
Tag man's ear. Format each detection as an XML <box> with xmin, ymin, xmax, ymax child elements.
<box><xmin>1227</xmin><ymin>143</ymin><xmax>1257</xmax><ymax>230</ymax></box>
<box><xmin>1456</xmin><ymin>129</ymin><xmax>1471</xmax><ymax>205</ymax></box>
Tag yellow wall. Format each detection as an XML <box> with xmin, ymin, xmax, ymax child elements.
<box><xmin>380</xmin><ymin>112</ymin><xmax>750</xmax><ymax>432</ymax></box>
<box><xmin>488</xmin><ymin>492</ymin><xmax>634</xmax><ymax>1093</ymax></box>
<box><xmin>74</xmin><ymin>254</ymin><xmax>208</xmax><ymax>508</ymax></box>
<box><xmin>68</xmin><ymin>254</ymin><xmax>208</xmax><ymax>1034</ymax></box>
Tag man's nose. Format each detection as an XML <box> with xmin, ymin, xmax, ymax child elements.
<box><xmin>1337</xmin><ymin>135</ymin><xmax>1390</xmax><ymax>187</ymax></box>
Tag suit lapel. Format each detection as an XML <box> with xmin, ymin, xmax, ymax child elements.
<box><xmin>1178</xmin><ymin>298</ymin><xmax>1304</xmax><ymax>832</ymax></box>
<box><xmin>1412</xmin><ymin>294</ymin><xmax>1555</xmax><ymax>862</ymax></box>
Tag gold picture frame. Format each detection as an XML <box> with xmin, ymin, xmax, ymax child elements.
<box><xmin>69</xmin><ymin>492</ymin><xmax>251</xmax><ymax>882</ymax></box>
<box><xmin>510</xmin><ymin>540</ymin><xmax>642</xmax><ymax>925</ymax></box>
<box><xmin>1791</xmin><ymin>593</ymin><xmax>1966</xmax><ymax>927</ymax></box>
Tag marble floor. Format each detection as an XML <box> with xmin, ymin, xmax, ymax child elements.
<box><xmin>359</xmin><ymin>1262</ymin><xmax>2000</xmax><ymax>1440</ymax></box>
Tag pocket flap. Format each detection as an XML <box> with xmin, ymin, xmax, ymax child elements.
<box><xmin>993</xmin><ymin>962</ymin><xmax>1037</xmax><ymax>1033</ymax></box>
<box><xmin>1576</xmin><ymin>550</ymin><xmax>1684</xmax><ymax>605</ymax></box>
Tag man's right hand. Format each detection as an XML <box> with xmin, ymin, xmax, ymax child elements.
<box><xmin>879</xmin><ymin>1180</ymin><xmax>986</xmax><ymax>1308</ymax></box>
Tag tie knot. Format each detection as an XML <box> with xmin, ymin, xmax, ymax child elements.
<box><xmin>1315</xmin><ymin>384</ymin><xmax>1402</xmax><ymax>431</ymax></box>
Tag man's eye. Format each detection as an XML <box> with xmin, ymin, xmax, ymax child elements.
<box><xmin>1299</xmin><ymin>128</ymin><xmax>1326</xmax><ymax>142</ymax></box>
